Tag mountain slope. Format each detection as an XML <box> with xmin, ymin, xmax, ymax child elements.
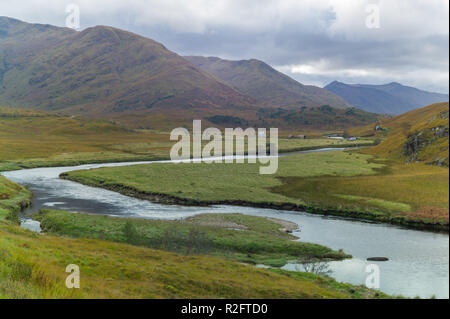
<box><xmin>325</xmin><ymin>81</ymin><xmax>449</xmax><ymax>115</ymax></box>
<box><xmin>185</xmin><ymin>56</ymin><xmax>351</xmax><ymax>109</ymax></box>
<box><xmin>0</xmin><ymin>17</ymin><xmax>262</xmax><ymax>127</ymax></box>
<box><xmin>350</xmin><ymin>102</ymin><xmax>449</xmax><ymax>166</ymax></box>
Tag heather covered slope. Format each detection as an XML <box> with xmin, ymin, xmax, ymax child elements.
<box><xmin>0</xmin><ymin>17</ymin><xmax>263</xmax><ymax>127</ymax></box>
<box><xmin>325</xmin><ymin>81</ymin><xmax>449</xmax><ymax>115</ymax></box>
<box><xmin>350</xmin><ymin>102</ymin><xmax>449</xmax><ymax>167</ymax></box>
<box><xmin>185</xmin><ymin>56</ymin><xmax>351</xmax><ymax>109</ymax></box>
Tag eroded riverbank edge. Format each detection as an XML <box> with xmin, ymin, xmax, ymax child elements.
<box><xmin>59</xmin><ymin>173</ymin><xmax>449</xmax><ymax>233</ymax></box>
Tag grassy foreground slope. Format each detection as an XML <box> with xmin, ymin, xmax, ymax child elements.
<box><xmin>0</xmin><ymin>179</ymin><xmax>385</xmax><ymax>299</ymax></box>
<box><xmin>34</xmin><ymin>210</ymin><xmax>349</xmax><ymax>267</ymax></box>
<box><xmin>0</xmin><ymin>220</ymin><xmax>389</xmax><ymax>299</ymax></box>
<box><xmin>0</xmin><ymin>176</ymin><xmax>31</xmax><ymax>222</ymax></box>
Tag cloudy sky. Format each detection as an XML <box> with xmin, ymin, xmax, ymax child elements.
<box><xmin>1</xmin><ymin>0</ymin><xmax>448</xmax><ymax>93</ymax></box>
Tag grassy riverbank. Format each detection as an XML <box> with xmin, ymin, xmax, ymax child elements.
<box><xmin>0</xmin><ymin>196</ymin><xmax>388</xmax><ymax>299</ymax></box>
<box><xmin>0</xmin><ymin>219</ymin><xmax>390</xmax><ymax>299</ymax></box>
<box><xmin>0</xmin><ymin>176</ymin><xmax>31</xmax><ymax>223</ymax></box>
<box><xmin>274</xmin><ymin>160</ymin><xmax>449</xmax><ymax>227</ymax></box>
<box><xmin>277</xmin><ymin>138</ymin><xmax>373</xmax><ymax>153</ymax></box>
<box><xmin>62</xmin><ymin>150</ymin><xmax>448</xmax><ymax>230</ymax></box>
<box><xmin>34</xmin><ymin>210</ymin><xmax>349</xmax><ymax>267</ymax></box>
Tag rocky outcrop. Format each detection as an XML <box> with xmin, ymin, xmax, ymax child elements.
<box><xmin>403</xmin><ymin>125</ymin><xmax>449</xmax><ymax>167</ymax></box>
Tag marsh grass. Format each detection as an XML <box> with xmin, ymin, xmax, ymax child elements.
<box><xmin>63</xmin><ymin>150</ymin><xmax>448</xmax><ymax>228</ymax></box>
<box><xmin>0</xmin><ymin>218</ymin><xmax>388</xmax><ymax>299</ymax></box>
<box><xmin>0</xmin><ymin>176</ymin><xmax>32</xmax><ymax>222</ymax></box>
<box><xmin>34</xmin><ymin>210</ymin><xmax>350</xmax><ymax>267</ymax></box>
<box><xmin>63</xmin><ymin>151</ymin><xmax>382</xmax><ymax>205</ymax></box>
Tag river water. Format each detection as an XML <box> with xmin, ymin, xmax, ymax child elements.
<box><xmin>2</xmin><ymin>149</ymin><xmax>449</xmax><ymax>299</ymax></box>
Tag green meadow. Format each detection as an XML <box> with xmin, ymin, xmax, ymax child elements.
<box><xmin>62</xmin><ymin>151</ymin><xmax>382</xmax><ymax>206</ymax></box>
<box><xmin>0</xmin><ymin>107</ymin><xmax>370</xmax><ymax>171</ymax></box>
<box><xmin>63</xmin><ymin>150</ymin><xmax>448</xmax><ymax>230</ymax></box>
<box><xmin>34</xmin><ymin>210</ymin><xmax>349</xmax><ymax>267</ymax></box>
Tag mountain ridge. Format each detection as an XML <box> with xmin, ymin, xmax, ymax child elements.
<box><xmin>325</xmin><ymin>81</ymin><xmax>449</xmax><ymax>115</ymax></box>
<box><xmin>0</xmin><ymin>17</ymin><xmax>264</xmax><ymax>128</ymax></box>
<box><xmin>0</xmin><ymin>17</ymin><xmax>379</xmax><ymax>130</ymax></box>
<box><xmin>185</xmin><ymin>56</ymin><xmax>351</xmax><ymax>109</ymax></box>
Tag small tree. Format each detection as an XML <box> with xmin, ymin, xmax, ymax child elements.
<box><xmin>295</xmin><ymin>255</ymin><xmax>332</xmax><ymax>277</ymax></box>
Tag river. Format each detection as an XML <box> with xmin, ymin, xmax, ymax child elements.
<box><xmin>2</xmin><ymin>149</ymin><xmax>448</xmax><ymax>299</ymax></box>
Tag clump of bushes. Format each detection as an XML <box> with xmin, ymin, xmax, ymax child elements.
<box><xmin>122</xmin><ymin>221</ymin><xmax>214</xmax><ymax>255</ymax></box>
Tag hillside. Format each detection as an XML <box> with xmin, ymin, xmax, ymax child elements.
<box><xmin>254</xmin><ymin>105</ymin><xmax>380</xmax><ymax>130</ymax></box>
<box><xmin>350</xmin><ymin>102</ymin><xmax>449</xmax><ymax>167</ymax></box>
<box><xmin>0</xmin><ymin>17</ymin><xmax>263</xmax><ymax>128</ymax></box>
<box><xmin>325</xmin><ymin>81</ymin><xmax>449</xmax><ymax>115</ymax></box>
<box><xmin>0</xmin><ymin>18</ymin><xmax>380</xmax><ymax>130</ymax></box>
<box><xmin>185</xmin><ymin>56</ymin><xmax>351</xmax><ymax>109</ymax></box>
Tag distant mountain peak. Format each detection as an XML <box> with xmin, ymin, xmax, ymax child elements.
<box><xmin>325</xmin><ymin>81</ymin><xmax>449</xmax><ymax>115</ymax></box>
<box><xmin>327</xmin><ymin>80</ymin><xmax>345</xmax><ymax>87</ymax></box>
<box><xmin>0</xmin><ymin>16</ymin><xmax>24</xmax><ymax>25</ymax></box>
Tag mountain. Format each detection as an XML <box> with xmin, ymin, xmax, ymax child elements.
<box><xmin>349</xmin><ymin>102</ymin><xmax>449</xmax><ymax>166</ymax></box>
<box><xmin>185</xmin><ymin>56</ymin><xmax>351</xmax><ymax>109</ymax></box>
<box><xmin>325</xmin><ymin>81</ymin><xmax>449</xmax><ymax>115</ymax></box>
<box><xmin>0</xmin><ymin>17</ymin><xmax>263</xmax><ymax>128</ymax></box>
<box><xmin>0</xmin><ymin>17</ymin><xmax>378</xmax><ymax>130</ymax></box>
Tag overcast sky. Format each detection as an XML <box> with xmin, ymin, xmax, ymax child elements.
<box><xmin>1</xmin><ymin>0</ymin><xmax>448</xmax><ymax>93</ymax></box>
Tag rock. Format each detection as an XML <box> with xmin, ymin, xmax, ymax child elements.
<box><xmin>367</xmin><ymin>257</ymin><xmax>389</xmax><ymax>262</ymax></box>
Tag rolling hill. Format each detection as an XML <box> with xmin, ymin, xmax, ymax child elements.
<box><xmin>325</xmin><ymin>81</ymin><xmax>449</xmax><ymax>115</ymax></box>
<box><xmin>0</xmin><ymin>17</ymin><xmax>379</xmax><ymax>130</ymax></box>
<box><xmin>185</xmin><ymin>56</ymin><xmax>351</xmax><ymax>109</ymax></box>
<box><xmin>350</xmin><ymin>102</ymin><xmax>449</xmax><ymax>167</ymax></box>
<box><xmin>0</xmin><ymin>17</ymin><xmax>264</xmax><ymax>128</ymax></box>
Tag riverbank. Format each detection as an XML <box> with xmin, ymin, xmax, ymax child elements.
<box><xmin>3</xmin><ymin>158</ymin><xmax>446</xmax><ymax>298</ymax></box>
<box><xmin>34</xmin><ymin>210</ymin><xmax>350</xmax><ymax>267</ymax></box>
<box><xmin>0</xmin><ymin>176</ymin><xmax>32</xmax><ymax>223</ymax></box>
<box><xmin>0</xmin><ymin>139</ymin><xmax>369</xmax><ymax>172</ymax></box>
<box><xmin>0</xmin><ymin>196</ymin><xmax>390</xmax><ymax>299</ymax></box>
<box><xmin>58</xmin><ymin>176</ymin><xmax>447</xmax><ymax>232</ymax></box>
<box><xmin>60</xmin><ymin>151</ymin><xmax>449</xmax><ymax>232</ymax></box>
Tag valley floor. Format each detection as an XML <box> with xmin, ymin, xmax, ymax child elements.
<box><xmin>0</xmin><ymin>106</ymin><xmax>371</xmax><ymax>171</ymax></box>
<box><xmin>0</xmin><ymin>108</ymin><xmax>447</xmax><ymax>298</ymax></box>
<box><xmin>62</xmin><ymin>150</ymin><xmax>449</xmax><ymax>231</ymax></box>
